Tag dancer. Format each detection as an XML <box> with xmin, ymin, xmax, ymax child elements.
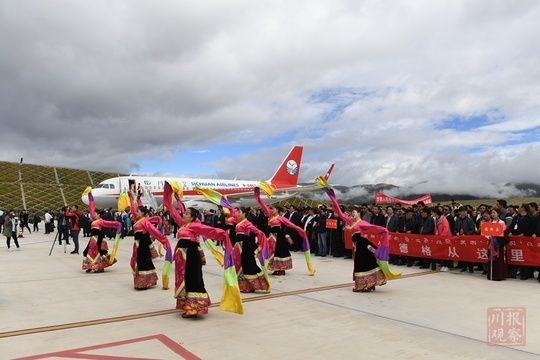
<box><xmin>164</xmin><ymin>181</ymin><xmax>242</xmax><ymax>318</ymax></box>
<box><xmin>254</xmin><ymin>185</ymin><xmax>315</xmax><ymax>276</ymax></box>
<box><xmin>234</xmin><ymin>207</ymin><xmax>270</xmax><ymax>293</ymax></box>
<box><xmin>316</xmin><ymin>176</ymin><xmax>400</xmax><ymax>292</ymax></box>
<box><xmin>193</xmin><ymin>187</ymin><xmax>270</xmax><ymax>293</ymax></box>
<box><xmin>81</xmin><ymin>191</ymin><xmax>122</xmax><ymax>273</ymax></box>
<box><xmin>126</xmin><ymin>192</ymin><xmax>173</xmax><ymax>290</ymax></box>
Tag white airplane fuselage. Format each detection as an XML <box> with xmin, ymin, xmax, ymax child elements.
<box><xmin>83</xmin><ymin>145</ymin><xmax>311</xmax><ymax>209</ymax></box>
<box><xmin>85</xmin><ymin>176</ymin><xmax>295</xmax><ymax>209</ymax></box>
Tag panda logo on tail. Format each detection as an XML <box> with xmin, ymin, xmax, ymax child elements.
<box><xmin>286</xmin><ymin>160</ymin><xmax>298</xmax><ymax>175</ymax></box>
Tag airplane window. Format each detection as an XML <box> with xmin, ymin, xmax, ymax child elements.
<box><xmin>109</xmin><ymin>184</ymin><xmax>115</xmax><ymax>189</ymax></box>
<box><xmin>95</xmin><ymin>184</ymin><xmax>103</xmax><ymax>188</ymax></box>
<box><xmin>103</xmin><ymin>184</ymin><xmax>109</xmax><ymax>189</ymax></box>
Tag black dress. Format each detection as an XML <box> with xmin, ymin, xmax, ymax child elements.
<box><xmin>268</xmin><ymin>225</ymin><xmax>292</xmax><ymax>271</ymax></box>
<box><xmin>352</xmin><ymin>234</ymin><xmax>386</xmax><ymax>292</ymax></box>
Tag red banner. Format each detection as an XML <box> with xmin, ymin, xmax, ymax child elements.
<box><xmin>480</xmin><ymin>222</ymin><xmax>505</xmax><ymax>237</ymax></box>
<box><xmin>374</xmin><ymin>192</ymin><xmax>432</xmax><ymax>205</ymax></box>
<box><xmin>326</xmin><ymin>218</ymin><xmax>337</xmax><ymax>229</ymax></box>
<box><xmin>343</xmin><ymin>230</ymin><xmax>540</xmax><ymax>266</ymax></box>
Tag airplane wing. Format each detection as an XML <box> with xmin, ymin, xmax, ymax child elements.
<box><xmin>226</xmin><ymin>162</ymin><xmax>335</xmax><ymax>204</ymax></box>
<box><xmin>191</xmin><ymin>162</ymin><xmax>335</xmax><ymax>208</ymax></box>
<box><xmin>232</xmin><ymin>194</ymin><xmax>298</xmax><ymax>208</ymax></box>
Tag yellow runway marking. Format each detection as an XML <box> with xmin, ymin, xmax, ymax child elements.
<box><xmin>0</xmin><ymin>271</ymin><xmax>434</xmax><ymax>339</ymax></box>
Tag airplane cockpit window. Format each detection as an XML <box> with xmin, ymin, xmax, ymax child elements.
<box><xmin>103</xmin><ymin>184</ymin><xmax>110</xmax><ymax>189</ymax></box>
<box><xmin>109</xmin><ymin>184</ymin><xmax>115</xmax><ymax>189</ymax></box>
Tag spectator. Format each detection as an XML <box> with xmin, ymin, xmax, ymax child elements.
<box><xmin>314</xmin><ymin>209</ymin><xmax>328</xmax><ymax>257</ymax></box>
<box><xmin>32</xmin><ymin>213</ymin><xmax>41</xmax><ymax>232</ymax></box>
<box><xmin>454</xmin><ymin>206</ymin><xmax>477</xmax><ymax>273</ymax></box>
<box><xmin>399</xmin><ymin>208</ymin><xmax>420</xmax><ymax>267</ymax></box>
<box><xmin>434</xmin><ymin>207</ymin><xmax>452</xmax><ymax>271</ymax></box>
<box><xmin>419</xmin><ymin>207</ymin><xmax>436</xmax><ymax>270</ymax></box>
<box><xmin>65</xmin><ymin>205</ymin><xmax>82</xmax><ymax>254</ymax></box>
<box><xmin>19</xmin><ymin>209</ymin><xmax>31</xmax><ymax>236</ymax></box>
<box><xmin>509</xmin><ymin>204</ymin><xmax>534</xmax><ymax>280</ymax></box>
<box><xmin>57</xmin><ymin>207</ymin><xmax>70</xmax><ymax>245</ymax></box>
<box><xmin>44</xmin><ymin>210</ymin><xmax>53</xmax><ymax>234</ymax></box>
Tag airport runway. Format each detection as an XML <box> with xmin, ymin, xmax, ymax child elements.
<box><xmin>1</xmin><ymin>231</ymin><xmax>539</xmax><ymax>359</ymax></box>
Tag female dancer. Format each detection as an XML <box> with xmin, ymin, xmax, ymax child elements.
<box><xmin>254</xmin><ymin>187</ymin><xmax>314</xmax><ymax>276</ymax></box>
<box><xmin>82</xmin><ymin>193</ymin><xmax>122</xmax><ymax>273</ymax></box>
<box><xmin>163</xmin><ymin>182</ymin><xmax>234</xmax><ymax>318</ymax></box>
<box><xmin>128</xmin><ymin>193</ymin><xmax>172</xmax><ymax>290</ymax></box>
<box><xmin>316</xmin><ymin>176</ymin><xmax>400</xmax><ymax>292</ymax></box>
<box><xmin>233</xmin><ymin>207</ymin><xmax>270</xmax><ymax>293</ymax></box>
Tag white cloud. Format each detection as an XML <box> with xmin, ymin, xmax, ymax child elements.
<box><xmin>1</xmin><ymin>0</ymin><xmax>540</xmax><ymax>198</ymax></box>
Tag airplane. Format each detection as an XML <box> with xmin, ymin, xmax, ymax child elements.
<box><xmin>82</xmin><ymin>145</ymin><xmax>335</xmax><ymax>210</ymax></box>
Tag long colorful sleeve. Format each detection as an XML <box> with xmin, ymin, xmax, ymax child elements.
<box><xmin>147</xmin><ymin>215</ymin><xmax>163</xmax><ymax>229</ymax></box>
<box><xmin>88</xmin><ymin>192</ymin><xmax>96</xmax><ymax>220</ymax></box>
<box><xmin>254</xmin><ymin>187</ymin><xmax>273</xmax><ymax>218</ymax></box>
<box><xmin>189</xmin><ymin>221</ymin><xmax>229</xmax><ymax>243</ymax></box>
<box><xmin>117</xmin><ymin>191</ymin><xmax>130</xmax><ymax>213</ymax></box>
<box><xmin>127</xmin><ymin>191</ymin><xmax>138</xmax><ymax>223</ymax></box>
<box><xmin>98</xmin><ymin>219</ymin><xmax>122</xmax><ymax>231</ymax></box>
<box><xmin>163</xmin><ymin>181</ymin><xmax>184</xmax><ymax>229</ymax></box>
<box><xmin>141</xmin><ymin>218</ymin><xmax>173</xmax><ymax>289</ymax></box>
<box><xmin>81</xmin><ymin>186</ymin><xmax>96</xmax><ymax>219</ymax></box>
<box><xmin>163</xmin><ymin>181</ymin><xmax>184</xmax><ymax>226</ymax></box>
<box><xmin>220</xmin><ymin>230</ymin><xmax>243</xmax><ymax>315</ymax></box>
<box><xmin>315</xmin><ymin>176</ymin><xmax>352</xmax><ymax>226</ymax></box>
<box><xmin>360</xmin><ymin>221</ymin><xmax>401</xmax><ymax>280</ymax></box>
<box><xmin>195</xmin><ymin>187</ymin><xmax>234</xmax><ymax>209</ymax></box>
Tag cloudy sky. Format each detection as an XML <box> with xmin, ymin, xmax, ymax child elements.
<box><xmin>1</xmin><ymin>0</ymin><xmax>540</xmax><ymax>199</ymax></box>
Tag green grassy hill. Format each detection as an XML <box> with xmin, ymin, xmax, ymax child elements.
<box><xmin>0</xmin><ymin>161</ymin><xmax>124</xmax><ymax>215</ymax></box>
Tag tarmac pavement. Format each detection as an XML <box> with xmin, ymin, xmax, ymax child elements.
<box><xmin>1</xmin><ymin>231</ymin><xmax>539</xmax><ymax>359</ymax></box>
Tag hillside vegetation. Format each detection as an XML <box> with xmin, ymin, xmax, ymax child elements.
<box><xmin>0</xmin><ymin>161</ymin><xmax>123</xmax><ymax>214</ymax></box>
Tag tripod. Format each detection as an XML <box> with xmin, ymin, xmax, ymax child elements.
<box><xmin>48</xmin><ymin>229</ymin><xmax>67</xmax><ymax>256</ymax></box>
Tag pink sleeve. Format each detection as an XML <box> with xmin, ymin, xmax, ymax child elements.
<box><xmin>190</xmin><ymin>221</ymin><xmax>229</xmax><ymax>243</ymax></box>
<box><xmin>147</xmin><ymin>215</ymin><xmax>163</xmax><ymax>228</ymax></box>
<box><xmin>358</xmin><ymin>220</ymin><xmax>388</xmax><ymax>235</ymax></box>
<box><xmin>88</xmin><ymin>192</ymin><xmax>96</xmax><ymax>219</ymax></box>
<box><xmin>163</xmin><ymin>182</ymin><xmax>183</xmax><ymax>227</ymax></box>
<box><xmin>142</xmin><ymin>219</ymin><xmax>170</xmax><ymax>248</ymax></box>
<box><xmin>328</xmin><ymin>195</ymin><xmax>352</xmax><ymax>226</ymax></box>
<box><xmin>100</xmin><ymin>220</ymin><xmax>121</xmax><ymax>229</ymax></box>
<box><xmin>278</xmin><ymin>216</ymin><xmax>307</xmax><ymax>239</ymax></box>
<box><xmin>254</xmin><ymin>189</ymin><xmax>273</xmax><ymax>218</ymax></box>
<box><xmin>245</xmin><ymin>221</ymin><xmax>265</xmax><ymax>239</ymax></box>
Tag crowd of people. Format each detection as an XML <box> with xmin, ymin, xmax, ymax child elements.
<box><xmin>3</xmin><ymin>191</ymin><xmax>539</xmax><ymax>321</ymax></box>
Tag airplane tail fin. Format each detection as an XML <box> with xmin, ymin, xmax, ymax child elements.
<box><xmin>323</xmin><ymin>163</ymin><xmax>335</xmax><ymax>181</ymax></box>
<box><xmin>267</xmin><ymin>145</ymin><xmax>303</xmax><ymax>188</ymax></box>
